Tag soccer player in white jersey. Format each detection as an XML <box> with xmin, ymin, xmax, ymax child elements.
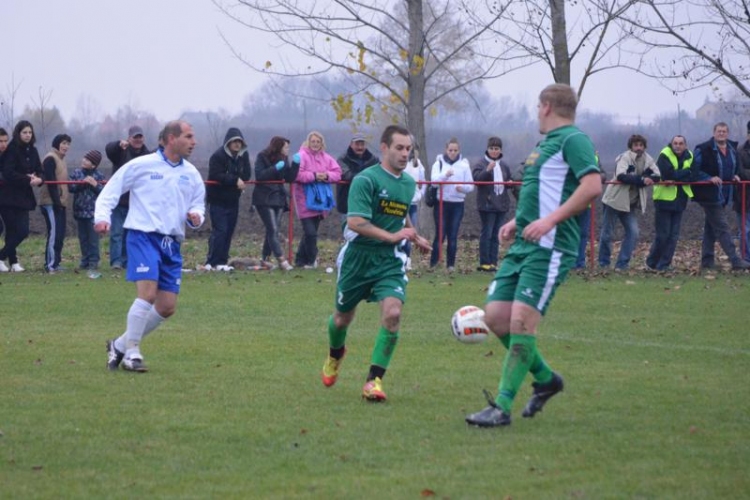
<box><xmin>95</xmin><ymin>120</ymin><xmax>206</xmax><ymax>372</ymax></box>
<box><xmin>466</xmin><ymin>84</ymin><xmax>602</xmax><ymax>427</ymax></box>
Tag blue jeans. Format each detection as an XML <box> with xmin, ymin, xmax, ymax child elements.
<box><xmin>256</xmin><ymin>205</ymin><xmax>285</xmax><ymax>260</ymax></box>
<box><xmin>478</xmin><ymin>210</ymin><xmax>506</xmax><ymax>266</ymax></box>
<box><xmin>598</xmin><ymin>205</ymin><xmax>639</xmax><ymax>270</ymax></box>
<box><xmin>109</xmin><ymin>205</ymin><xmax>128</xmax><ymax>267</ymax></box>
<box><xmin>699</xmin><ymin>203</ymin><xmax>741</xmax><ymax>267</ymax></box>
<box><xmin>206</xmin><ymin>204</ymin><xmax>240</xmax><ymax>266</ymax></box>
<box><xmin>736</xmin><ymin>210</ymin><xmax>750</xmax><ymax>261</ymax></box>
<box><xmin>575</xmin><ymin>208</ymin><xmax>591</xmax><ymax>269</ymax></box>
<box><xmin>76</xmin><ymin>218</ymin><xmax>100</xmax><ymax>269</ymax></box>
<box><xmin>430</xmin><ymin>201</ymin><xmax>464</xmax><ymax>268</ymax></box>
<box><xmin>646</xmin><ymin>208</ymin><xmax>683</xmax><ymax>270</ymax></box>
<box><xmin>404</xmin><ymin>204</ymin><xmax>419</xmax><ymax>257</ymax></box>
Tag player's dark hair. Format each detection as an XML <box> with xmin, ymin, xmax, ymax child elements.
<box><xmin>380</xmin><ymin>125</ymin><xmax>410</xmax><ymax>146</ymax></box>
<box><xmin>162</xmin><ymin>120</ymin><xmax>189</xmax><ymax>143</ymax></box>
<box><xmin>0</xmin><ymin>127</ymin><xmax>8</xmax><ymax>137</ymax></box>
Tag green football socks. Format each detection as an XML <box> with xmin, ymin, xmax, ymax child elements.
<box><xmin>328</xmin><ymin>315</ymin><xmax>348</xmax><ymax>353</ymax></box>
<box><xmin>497</xmin><ymin>333</ymin><xmax>552</xmax><ymax>384</ymax></box>
<box><xmin>495</xmin><ymin>334</ymin><xmax>538</xmax><ymax>412</ymax></box>
<box><xmin>371</xmin><ymin>326</ymin><xmax>399</xmax><ymax>369</ymax></box>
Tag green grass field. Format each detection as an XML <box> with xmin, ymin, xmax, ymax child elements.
<box><xmin>1</xmin><ymin>237</ymin><xmax>749</xmax><ymax>499</ymax></box>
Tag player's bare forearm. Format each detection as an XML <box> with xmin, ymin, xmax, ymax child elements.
<box><xmin>348</xmin><ymin>216</ymin><xmax>405</xmax><ymax>244</ymax></box>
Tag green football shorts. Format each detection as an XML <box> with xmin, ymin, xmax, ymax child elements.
<box><xmin>486</xmin><ymin>245</ymin><xmax>574</xmax><ymax>315</ymax></box>
<box><xmin>335</xmin><ymin>243</ymin><xmax>408</xmax><ymax>313</ymax></box>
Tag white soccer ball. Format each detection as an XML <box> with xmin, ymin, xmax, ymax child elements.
<box><xmin>451</xmin><ymin>305</ymin><xmax>489</xmax><ymax>344</ymax></box>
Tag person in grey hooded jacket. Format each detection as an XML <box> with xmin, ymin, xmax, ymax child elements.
<box><xmin>203</xmin><ymin>127</ymin><xmax>252</xmax><ymax>270</ymax></box>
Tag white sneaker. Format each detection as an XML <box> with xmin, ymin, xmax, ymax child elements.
<box><xmin>215</xmin><ymin>265</ymin><xmax>234</xmax><ymax>272</ymax></box>
<box><xmin>279</xmin><ymin>260</ymin><xmax>294</xmax><ymax>271</ymax></box>
<box><xmin>0</xmin><ymin>261</ymin><xmax>8</xmax><ymax>272</ymax></box>
<box><xmin>10</xmin><ymin>263</ymin><xmax>25</xmax><ymax>272</ymax></box>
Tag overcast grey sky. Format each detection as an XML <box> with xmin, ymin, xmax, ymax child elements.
<box><xmin>2</xmin><ymin>0</ymin><xmax>712</xmax><ymax>126</ymax></box>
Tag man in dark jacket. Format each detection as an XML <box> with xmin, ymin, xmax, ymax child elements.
<box><xmin>105</xmin><ymin>125</ymin><xmax>150</xmax><ymax>269</ymax></box>
<box><xmin>692</xmin><ymin>122</ymin><xmax>750</xmax><ymax>270</ymax></box>
<box><xmin>336</xmin><ymin>133</ymin><xmax>379</xmax><ymax>216</ymax></box>
<box><xmin>735</xmin><ymin>120</ymin><xmax>750</xmax><ymax>261</ymax></box>
<box><xmin>202</xmin><ymin>127</ymin><xmax>251</xmax><ymax>271</ymax></box>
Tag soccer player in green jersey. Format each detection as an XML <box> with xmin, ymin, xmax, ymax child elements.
<box><xmin>466</xmin><ymin>84</ymin><xmax>603</xmax><ymax>427</ymax></box>
<box><xmin>321</xmin><ymin>125</ymin><xmax>431</xmax><ymax>402</ymax></box>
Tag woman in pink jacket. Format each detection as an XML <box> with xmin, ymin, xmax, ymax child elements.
<box><xmin>293</xmin><ymin>131</ymin><xmax>342</xmax><ymax>268</ymax></box>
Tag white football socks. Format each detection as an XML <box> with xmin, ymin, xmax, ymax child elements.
<box><xmin>120</xmin><ymin>298</ymin><xmax>152</xmax><ymax>360</ymax></box>
<box><xmin>114</xmin><ymin>300</ymin><xmax>168</xmax><ymax>360</ymax></box>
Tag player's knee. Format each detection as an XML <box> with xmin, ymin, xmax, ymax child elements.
<box><xmin>333</xmin><ymin>310</ymin><xmax>354</xmax><ymax>329</ymax></box>
<box><xmin>381</xmin><ymin>309</ymin><xmax>401</xmax><ymax>331</ymax></box>
<box><xmin>509</xmin><ymin>317</ymin><xmax>535</xmax><ymax>334</ymax></box>
<box><xmin>154</xmin><ymin>303</ymin><xmax>176</xmax><ymax>318</ymax></box>
<box><xmin>484</xmin><ymin>311</ymin><xmax>510</xmax><ymax>336</ymax></box>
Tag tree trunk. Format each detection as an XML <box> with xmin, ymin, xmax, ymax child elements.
<box><xmin>407</xmin><ymin>0</ymin><xmax>429</xmax><ymax>177</ymax></box>
<box><xmin>550</xmin><ymin>0</ymin><xmax>571</xmax><ymax>85</ymax></box>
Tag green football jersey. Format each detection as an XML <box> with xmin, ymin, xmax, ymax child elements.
<box><xmin>515</xmin><ymin>125</ymin><xmax>600</xmax><ymax>256</ymax></box>
<box><xmin>344</xmin><ymin>164</ymin><xmax>416</xmax><ymax>248</ymax></box>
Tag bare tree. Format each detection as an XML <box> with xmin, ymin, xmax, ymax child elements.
<box><xmin>0</xmin><ymin>75</ymin><xmax>23</xmax><ymax>130</ymax></box>
<box><xmin>212</xmin><ymin>0</ymin><xmax>515</xmax><ymax>174</ymax></box>
<box><xmin>467</xmin><ymin>0</ymin><xmax>638</xmax><ymax>99</ymax></box>
<box><xmin>204</xmin><ymin>109</ymin><xmax>233</xmax><ymax>150</ymax></box>
<box><xmin>618</xmin><ymin>0</ymin><xmax>750</xmax><ymax>99</ymax></box>
<box><xmin>29</xmin><ymin>86</ymin><xmax>59</xmax><ymax>148</ymax></box>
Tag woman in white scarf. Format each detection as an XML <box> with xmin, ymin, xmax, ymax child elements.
<box><xmin>471</xmin><ymin>136</ymin><xmax>512</xmax><ymax>272</ymax></box>
<box><xmin>429</xmin><ymin>137</ymin><xmax>474</xmax><ymax>271</ymax></box>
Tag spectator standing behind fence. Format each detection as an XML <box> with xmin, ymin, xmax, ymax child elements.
<box><xmin>97</xmin><ymin>120</ymin><xmax>205</xmax><ymax>373</ymax></box>
<box><xmin>472</xmin><ymin>136</ymin><xmax>511</xmax><ymax>272</ymax></box>
<box><xmin>252</xmin><ymin>136</ymin><xmax>300</xmax><ymax>271</ymax></box>
<box><xmin>0</xmin><ymin>120</ymin><xmax>44</xmax><ymax>273</ymax></box>
<box><xmin>403</xmin><ymin>142</ymin><xmax>425</xmax><ymax>270</ymax></box>
<box><xmin>429</xmin><ymin>138</ymin><xmax>474</xmax><ymax>271</ymax></box>
<box><xmin>692</xmin><ymin>122</ymin><xmax>750</xmax><ymax>270</ymax></box>
<box><xmin>0</xmin><ymin>127</ymin><xmax>10</xmax><ymax>240</ymax></box>
<box><xmin>598</xmin><ymin>134</ymin><xmax>660</xmax><ymax>271</ymax></box>
<box><xmin>69</xmin><ymin>150</ymin><xmax>105</xmax><ymax>278</ymax></box>
<box><xmin>645</xmin><ymin>136</ymin><xmax>694</xmax><ymax>271</ymax></box>
<box><xmin>39</xmin><ymin>133</ymin><xmax>72</xmax><ymax>273</ymax></box>
<box><xmin>336</xmin><ymin>133</ymin><xmax>379</xmax><ymax>219</ymax></box>
<box><xmin>105</xmin><ymin>125</ymin><xmax>150</xmax><ymax>270</ymax></box>
<box><xmin>201</xmin><ymin>128</ymin><xmax>251</xmax><ymax>272</ymax></box>
<box><xmin>292</xmin><ymin>131</ymin><xmax>342</xmax><ymax>269</ymax></box>
<box><xmin>733</xmin><ymin>120</ymin><xmax>750</xmax><ymax>262</ymax></box>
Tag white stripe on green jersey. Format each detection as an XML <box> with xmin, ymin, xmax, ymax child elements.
<box><xmin>515</xmin><ymin>125</ymin><xmax>600</xmax><ymax>256</ymax></box>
